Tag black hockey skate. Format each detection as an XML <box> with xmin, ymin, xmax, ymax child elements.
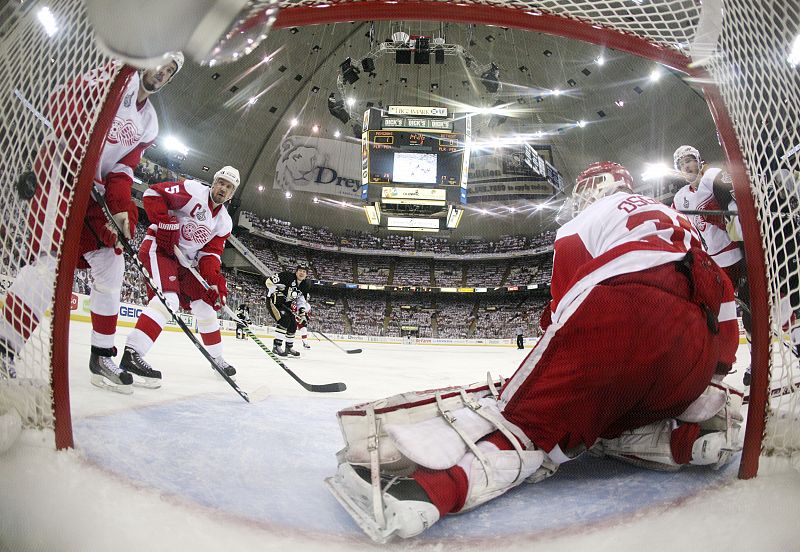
<box><xmin>120</xmin><ymin>346</ymin><xmax>162</xmax><ymax>388</ymax></box>
<box><xmin>302</xmin><ymin>341</ymin><xmax>311</xmax><ymax>349</ymax></box>
<box><xmin>272</xmin><ymin>342</ymin><xmax>288</xmax><ymax>357</ymax></box>
<box><xmin>0</xmin><ymin>338</ymin><xmax>17</xmax><ymax>379</ymax></box>
<box><xmin>89</xmin><ymin>346</ymin><xmax>133</xmax><ymax>394</ymax></box>
<box><xmin>214</xmin><ymin>356</ymin><xmax>237</xmax><ymax>380</ymax></box>
<box><xmin>285</xmin><ymin>343</ymin><xmax>300</xmax><ymax>357</ymax></box>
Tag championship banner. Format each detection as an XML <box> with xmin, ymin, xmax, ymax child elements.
<box><xmin>274</xmin><ymin>135</ymin><xmax>362</xmax><ymax>199</ymax></box>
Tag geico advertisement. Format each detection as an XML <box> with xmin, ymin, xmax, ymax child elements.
<box><xmin>71</xmin><ymin>293</ymin><xmax>194</xmax><ymax>327</ymax></box>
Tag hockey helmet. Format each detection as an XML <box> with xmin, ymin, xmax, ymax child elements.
<box><xmin>213</xmin><ymin>165</ymin><xmax>240</xmax><ymax>188</ymax></box>
<box><xmin>141</xmin><ymin>51</ymin><xmax>184</xmax><ymax>93</ymax></box>
<box><xmin>673</xmin><ymin>145</ymin><xmax>702</xmax><ymax>172</ymax></box>
<box><xmin>167</xmin><ymin>51</ymin><xmax>185</xmax><ymax>76</ymax></box>
<box><xmin>572</xmin><ymin>161</ymin><xmax>634</xmax><ymax>214</ymax></box>
<box><xmin>296</xmin><ymin>262</ymin><xmax>310</xmax><ymax>273</ymax></box>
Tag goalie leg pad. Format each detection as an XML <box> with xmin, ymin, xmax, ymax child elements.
<box><xmin>385</xmin><ymin>397</ymin><xmax>500</xmax><ymax>470</ymax></box>
<box><xmin>457</xmin><ymin>441</ymin><xmax>546</xmax><ymax>512</ymax></box>
<box><xmin>336</xmin><ymin>375</ymin><xmax>504</xmax><ymax>470</ymax></box>
<box><xmin>592</xmin><ymin>419</ymin><xmax>683</xmax><ymax>471</ymax></box>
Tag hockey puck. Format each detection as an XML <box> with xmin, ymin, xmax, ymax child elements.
<box><xmin>15</xmin><ymin>171</ymin><xmax>37</xmax><ymax>200</ymax></box>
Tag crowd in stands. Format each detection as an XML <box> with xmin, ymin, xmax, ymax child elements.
<box><xmin>387</xmin><ymin>295</ymin><xmax>434</xmax><ymax>338</ymax></box>
<box><xmin>68</xmin><ymin>190</ymin><xmax>556</xmax><ymax>341</ymax></box>
<box><xmin>393</xmin><ymin>258</ymin><xmax>431</xmax><ymax>286</ymax></box>
<box><xmin>347</xmin><ymin>295</ymin><xmax>387</xmax><ymax>336</ymax></box>
<box><xmin>465</xmin><ymin>261</ymin><xmax>506</xmax><ymax>287</ymax></box>
<box><xmin>473</xmin><ymin>295</ymin><xmax>548</xmax><ymax>339</ymax></box>
<box><xmin>242</xmin><ymin>213</ymin><xmax>338</xmax><ymax>248</ymax></box>
<box><xmin>433</xmin><ymin>296</ymin><xmax>475</xmax><ymax>339</ymax></box>
<box><xmin>134</xmin><ymin>157</ymin><xmax>182</xmax><ymax>184</ymax></box>
<box><xmin>240</xmin><ymin>211</ymin><xmax>556</xmax><ymax>256</ymax></box>
<box><xmin>505</xmin><ymin>257</ymin><xmax>554</xmax><ymax>286</ymax></box>
<box><xmin>433</xmin><ymin>261</ymin><xmax>464</xmax><ymax>287</ymax></box>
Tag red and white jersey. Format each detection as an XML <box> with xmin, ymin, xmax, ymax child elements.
<box><xmin>30</xmin><ymin>67</ymin><xmax>157</xmax><ymax>256</ymax></box>
<box><xmin>143</xmin><ymin>179</ymin><xmax>232</xmax><ymax>263</ymax></box>
<box><xmin>671</xmin><ymin>168</ymin><xmax>743</xmax><ymax>268</ymax></box>
<box><xmin>550</xmin><ymin>192</ymin><xmax>702</xmax><ymax>323</ymax></box>
<box><xmin>93</xmin><ymin>70</ymin><xmax>158</xmax><ymax>194</ymax></box>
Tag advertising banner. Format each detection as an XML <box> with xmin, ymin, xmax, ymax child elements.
<box><xmin>273</xmin><ymin>135</ymin><xmax>362</xmax><ymax>199</ymax></box>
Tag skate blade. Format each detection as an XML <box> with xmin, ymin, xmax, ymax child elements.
<box><xmin>324</xmin><ymin>475</ymin><xmax>394</xmax><ymax>544</ymax></box>
<box><xmin>131</xmin><ymin>374</ymin><xmax>161</xmax><ymax>389</ymax></box>
<box><xmin>90</xmin><ymin>374</ymin><xmax>133</xmax><ymax>395</ymax></box>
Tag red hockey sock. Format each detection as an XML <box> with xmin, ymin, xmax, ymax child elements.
<box><xmin>670</xmin><ymin>422</ymin><xmax>701</xmax><ymax>465</ymax></box>
<box><xmin>135</xmin><ymin>314</ymin><xmax>164</xmax><ymax>342</ymax></box>
<box><xmin>412</xmin><ymin>465</ymin><xmax>469</xmax><ymax>517</ymax></box>
<box><xmin>90</xmin><ymin>312</ymin><xmax>118</xmax><ymax>336</ymax></box>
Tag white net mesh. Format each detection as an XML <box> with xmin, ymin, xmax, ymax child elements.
<box><xmin>1</xmin><ymin>0</ymin><xmax>797</xmax><ymax>468</ymax></box>
<box><xmin>0</xmin><ymin>0</ymin><xmax>115</xmax><ymax>434</ymax></box>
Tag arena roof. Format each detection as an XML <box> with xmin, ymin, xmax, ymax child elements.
<box><xmin>149</xmin><ymin>21</ymin><xmax>722</xmax><ymax>239</ymax></box>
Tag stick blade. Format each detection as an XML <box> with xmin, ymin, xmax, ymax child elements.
<box><xmin>308</xmin><ymin>381</ymin><xmax>347</xmax><ymax>393</ymax></box>
<box><xmin>346</xmin><ymin>349</ymin><xmax>363</xmax><ymax>354</ymax></box>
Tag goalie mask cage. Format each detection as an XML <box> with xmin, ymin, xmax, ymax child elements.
<box><xmin>1</xmin><ymin>0</ymin><xmax>797</xmax><ymax>480</ymax></box>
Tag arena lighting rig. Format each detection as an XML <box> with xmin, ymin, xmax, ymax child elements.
<box><xmin>334</xmin><ymin>34</ymin><xmax>502</xmax><ymax>122</ymax></box>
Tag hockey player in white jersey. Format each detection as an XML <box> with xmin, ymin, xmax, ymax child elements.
<box><xmin>121</xmin><ymin>166</ymin><xmax>240</xmax><ymax>387</ymax></box>
<box><xmin>671</xmin><ymin>145</ymin><xmax>751</xmax><ymax>382</ymax></box>
<box><xmin>671</xmin><ymin>145</ymin><xmax>744</xmax><ymax>279</ymax></box>
<box><xmin>0</xmin><ymin>54</ymin><xmax>183</xmax><ymax>391</ymax></box>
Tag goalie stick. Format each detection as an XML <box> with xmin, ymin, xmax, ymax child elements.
<box><xmin>174</xmin><ymin>248</ymin><xmax>347</xmax><ymax>393</ymax></box>
<box><xmin>313</xmin><ymin>329</ymin><xmax>362</xmax><ymax>355</ymax></box>
<box><xmin>90</xmin><ymin>187</ymin><xmax>250</xmax><ymax>402</ymax></box>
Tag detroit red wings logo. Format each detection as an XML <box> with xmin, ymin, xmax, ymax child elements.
<box><xmin>107</xmin><ymin>117</ymin><xmax>141</xmax><ymax>147</ymax></box>
<box><xmin>181</xmin><ymin>220</ymin><xmax>212</xmax><ymax>244</ymax></box>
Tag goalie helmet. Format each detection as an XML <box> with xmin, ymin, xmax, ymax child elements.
<box><xmin>673</xmin><ymin>145</ymin><xmax>702</xmax><ymax>171</ymax></box>
<box><xmin>572</xmin><ymin>161</ymin><xmax>634</xmax><ymax>214</ymax></box>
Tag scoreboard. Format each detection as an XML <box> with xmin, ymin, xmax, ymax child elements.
<box><xmin>366</xmin><ymin>130</ymin><xmax>465</xmax><ymax>187</ymax></box>
<box><xmin>360</xmin><ymin>106</ymin><xmax>471</xmax><ymax>232</ymax></box>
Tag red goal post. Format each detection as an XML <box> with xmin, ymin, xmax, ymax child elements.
<box><xmin>1</xmin><ymin>0</ymin><xmax>796</xmax><ymax>480</ymax></box>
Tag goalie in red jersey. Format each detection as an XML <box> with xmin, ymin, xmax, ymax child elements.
<box><xmin>325</xmin><ymin>161</ymin><xmax>742</xmax><ymax>543</ymax></box>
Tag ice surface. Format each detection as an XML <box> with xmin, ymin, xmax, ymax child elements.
<box><xmin>1</xmin><ymin>321</ymin><xmax>799</xmax><ymax>551</ymax></box>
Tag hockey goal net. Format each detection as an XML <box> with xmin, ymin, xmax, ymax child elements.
<box><xmin>1</xmin><ymin>0</ymin><xmax>797</xmax><ymax>479</ymax></box>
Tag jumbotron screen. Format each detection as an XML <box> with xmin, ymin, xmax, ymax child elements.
<box><xmin>366</xmin><ymin>130</ymin><xmax>465</xmax><ymax>186</ymax></box>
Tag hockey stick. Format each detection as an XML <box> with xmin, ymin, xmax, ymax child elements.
<box><xmin>734</xmin><ymin>297</ymin><xmax>799</xmax><ymax>359</ymax></box>
<box><xmin>90</xmin><ymin>187</ymin><xmax>249</xmax><ymax>402</ymax></box>
<box><xmin>312</xmin><ymin>329</ymin><xmax>362</xmax><ymax>354</ymax></box>
<box><xmin>174</xmin><ymin>248</ymin><xmax>346</xmax><ymax>393</ymax></box>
